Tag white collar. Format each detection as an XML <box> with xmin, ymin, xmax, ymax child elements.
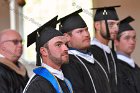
<box><xmin>117</xmin><ymin>53</ymin><xmax>135</xmax><ymax>68</ymax></box>
<box><xmin>91</xmin><ymin>38</ymin><xmax>111</xmax><ymax>53</ymax></box>
<box><xmin>42</xmin><ymin>63</ymin><xmax>64</xmax><ymax>80</ymax></box>
<box><xmin>68</xmin><ymin>50</ymin><xmax>94</xmax><ymax>64</ymax></box>
<box><xmin>0</xmin><ymin>54</ymin><xmax>4</xmax><ymax>58</ymax></box>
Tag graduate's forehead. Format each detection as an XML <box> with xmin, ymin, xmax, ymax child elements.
<box><xmin>107</xmin><ymin>20</ymin><xmax>119</xmax><ymax>22</ymax></box>
<box><xmin>48</xmin><ymin>36</ymin><xmax>67</xmax><ymax>44</ymax></box>
<box><xmin>121</xmin><ymin>30</ymin><xmax>136</xmax><ymax>37</ymax></box>
<box><xmin>100</xmin><ymin>20</ymin><xmax>119</xmax><ymax>23</ymax></box>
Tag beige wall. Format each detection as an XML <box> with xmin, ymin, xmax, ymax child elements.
<box><xmin>0</xmin><ymin>0</ymin><xmax>21</xmax><ymax>33</ymax></box>
<box><xmin>0</xmin><ymin>0</ymin><xmax>10</xmax><ymax>30</ymax></box>
<box><xmin>93</xmin><ymin>0</ymin><xmax>140</xmax><ymax>66</ymax></box>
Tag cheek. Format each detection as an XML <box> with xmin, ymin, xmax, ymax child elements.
<box><xmin>101</xmin><ymin>24</ymin><xmax>107</xmax><ymax>31</ymax></box>
<box><xmin>70</xmin><ymin>36</ymin><xmax>80</xmax><ymax>44</ymax></box>
<box><xmin>119</xmin><ymin>41</ymin><xmax>125</xmax><ymax>46</ymax></box>
<box><xmin>109</xmin><ymin>29</ymin><xmax>115</xmax><ymax>34</ymax></box>
<box><xmin>50</xmin><ymin>49</ymin><xmax>57</xmax><ymax>54</ymax></box>
<box><xmin>119</xmin><ymin>42</ymin><xmax>128</xmax><ymax>49</ymax></box>
<box><xmin>51</xmin><ymin>49</ymin><xmax>61</xmax><ymax>56</ymax></box>
<box><xmin>6</xmin><ymin>45</ymin><xmax>15</xmax><ymax>52</ymax></box>
<box><xmin>100</xmin><ymin>25</ymin><xmax>106</xmax><ymax>32</ymax></box>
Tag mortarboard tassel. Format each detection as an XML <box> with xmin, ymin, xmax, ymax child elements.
<box><xmin>111</xmin><ymin>40</ymin><xmax>115</xmax><ymax>51</ymax></box>
<box><xmin>36</xmin><ymin>31</ymin><xmax>41</xmax><ymax>66</ymax></box>
<box><xmin>36</xmin><ymin>53</ymin><xmax>41</xmax><ymax>66</ymax></box>
<box><xmin>103</xmin><ymin>9</ymin><xmax>110</xmax><ymax>39</ymax></box>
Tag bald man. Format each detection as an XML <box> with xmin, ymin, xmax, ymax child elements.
<box><xmin>0</xmin><ymin>29</ymin><xmax>29</xmax><ymax>93</ymax></box>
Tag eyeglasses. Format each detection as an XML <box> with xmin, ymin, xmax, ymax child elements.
<box><xmin>0</xmin><ymin>40</ymin><xmax>23</xmax><ymax>45</ymax></box>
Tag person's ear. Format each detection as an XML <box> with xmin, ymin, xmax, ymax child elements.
<box><xmin>94</xmin><ymin>21</ymin><xmax>101</xmax><ymax>32</ymax></box>
<box><xmin>64</xmin><ymin>33</ymin><xmax>71</xmax><ymax>42</ymax></box>
<box><xmin>40</xmin><ymin>47</ymin><xmax>48</xmax><ymax>57</ymax></box>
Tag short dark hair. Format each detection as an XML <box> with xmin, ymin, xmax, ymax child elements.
<box><xmin>43</xmin><ymin>42</ymin><xmax>49</xmax><ymax>50</ymax></box>
<box><xmin>67</xmin><ymin>31</ymin><xmax>72</xmax><ymax>36</ymax></box>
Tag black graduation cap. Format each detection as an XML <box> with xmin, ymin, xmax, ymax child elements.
<box><xmin>58</xmin><ymin>8</ymin><xmax>87</xmax><ymax>33</ymax></box>
<box><xmin>92</xmin><ymin>5</ymin><xmax>120</xmax><ymax>21</ymax></box>
<box><xmin>118</xmin><ymin>16</ymin><xmax>135</xmax><ymax>35</ymax></box>
<box><xmin>27</xmin><ymin>16</ymin><xmax>63</xmax><ymax>66</ymax></box>
<box><xmin>27</xmin><ymin>16</ymin><xmax>59</xmax><ymax>47</ymax></box>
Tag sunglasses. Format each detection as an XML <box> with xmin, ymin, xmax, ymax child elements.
<box><xmin>0</xmin><ymin>39</ymin><xmax>23</xmax><ymax>45</ymax></box>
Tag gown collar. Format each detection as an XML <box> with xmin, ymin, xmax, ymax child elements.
<box><xmin>91</xmin><ymin>38</ymin><xmax>111</xmax><ymax>53</ymax></box>
<box><xmin>116</xmin><ymin>52</ymin><xmax>135</xmax><ymax>68</ymax></box>
<box><xmin>42</xmin><ymin>63</ymin><xmax>64</xmax><ymax>80</ymax></box>
<box><xmin>0</xmin><ymin>54</ymin><xmax>26</xmax><ymax>76</ymax></box>
<box><xmin>0</xmin><ymin>54</ymin><xmax>4</xmax><ymax>58</ymax></box>
<box><xmin>68</xmin><ymin>48</ymin><xmax>94</xmax><ymax>64</ymax></box>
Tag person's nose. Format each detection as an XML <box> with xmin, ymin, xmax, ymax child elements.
<box><xmin>18</xmin><ymin>41</ymin><xmax>23</xmax><ymax>46</ymax></box>
<box><xmin>84</xmin><ymin>30</ymin><xmax>90</xmax><ymax>37</ymax></box>
<box><xmin>130</xmin><ymin>38</ymin><xmax>136</xmax><ymax>45</ymax></box>
<box><xmin>63</xmin><ymin>44</ymin><xmax>68</xmax><ymax>51</ymax></box>
<box><xmin>113</xmin><ymin>24</ymin><xmax>119</xmax><ymax>33</ymax></box>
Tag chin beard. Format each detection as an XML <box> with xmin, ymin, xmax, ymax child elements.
<box><xmin>101</xmin><ymin>32</ymin><xmax>110</xmax><ymax>40</ymax></box>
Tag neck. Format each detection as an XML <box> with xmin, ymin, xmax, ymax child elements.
<box><xmin>69</xmin><ymin>47</ymin><xmax>87</xmax><ymax>52</ymax></box>
<box><xmin>95</xmin><ymin>34</ymin><xmax>109</xmax><ymax>45</ymax></box>
<box><xmin>117</xmin><ymin>51</ymin><xmax>131</xmax><ymax>58</ymax></box>
<box><xmin>43</xmin><ymin>59</ymin><xmax>61</xmax><ymax>71</ymax></box>
<box><xmin>69</xmin><ymin>47</ymin><xmax>91</xmax><ymax>54</ymax></box>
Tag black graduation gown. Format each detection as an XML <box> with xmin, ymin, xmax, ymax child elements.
<box><xmin>24</xmin><ymin>75</ymin><xmax>71</xmax><ymax>93</ymax></box>
<box><xmin>89</xmin><ymin>45</ymin><xmax>117</xmax><ymax>93</ymax></box>
<box><xmin>0</xmin><ymin>62</ymin><xmax>29</xmax><ymax>93</ymax></box>
<box><xmin>62</xmin><ymin>54</ymin><xmax>111</xmax><ymax>93</ymax></box>
<box><xmin>117</xmin><ymin>59</ymin><xmax>140</xmax><ymax>93</ymax></box>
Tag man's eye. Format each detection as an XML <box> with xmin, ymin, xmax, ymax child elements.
<box><xmin>56</xmin><ymin>44</ymin><xmax>61</xmax><ymax>47</ymax></box>
<box><xmin>117</xmin><ymin>23</ymin><xmax>120</xmax><ymax>26</ymax></box>
<box><xmin>77</xmin><ymin>30</ymin><xmax>83</xmax><ymax>33</ymax></box>
<box><xmin>108</xmin><ymin>23</ymin><xmax>114</xmax><ymax>27</ymax></box>
<box><xmin>124</xmin><ymin>36</ymin><xmax>130</xmax><ymax>40</ymax></box>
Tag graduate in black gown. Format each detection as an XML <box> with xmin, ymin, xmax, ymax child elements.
<box><xmin>23</xmin><ymin>16</ymin><xmax>73</xmax><ymax>93</ymax></box>
<box><xmin>59</xmin><ymin>9</ymin><xmax>111</xmax><ymax>93</ymax></box>
<box><xmin>89</xmin><ymin>6</ymin><xmax>120</xmax><ymax>93</ymax></box>
<box><xmin>114</xmin><ymin>16</ymin><xmax>140</xmax><ymax>93</ymax></box>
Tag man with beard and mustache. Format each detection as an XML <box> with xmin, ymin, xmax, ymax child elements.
<box><xmin>59</xmin><ymin>9</ymin><xmax>111</xmax><ymax>93</ymax></box>
<box><xmin>89</xmin><ymin>6</ymin><xmax>120</xmax><ymax>93</ymax></box>
<box><xmin>115</xmin><ymin>16</ymin><xmax>140</xmax><ymax>93</ymax></box>
<box><xmin>0</xmin><ymin>29</ymin><xmax>29</xmax><ymax>93</ymax></box>
<box><xmin>23</xmin><ymin>16</ymin><xmax>73</xmax><ymax>93</ymax></box>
